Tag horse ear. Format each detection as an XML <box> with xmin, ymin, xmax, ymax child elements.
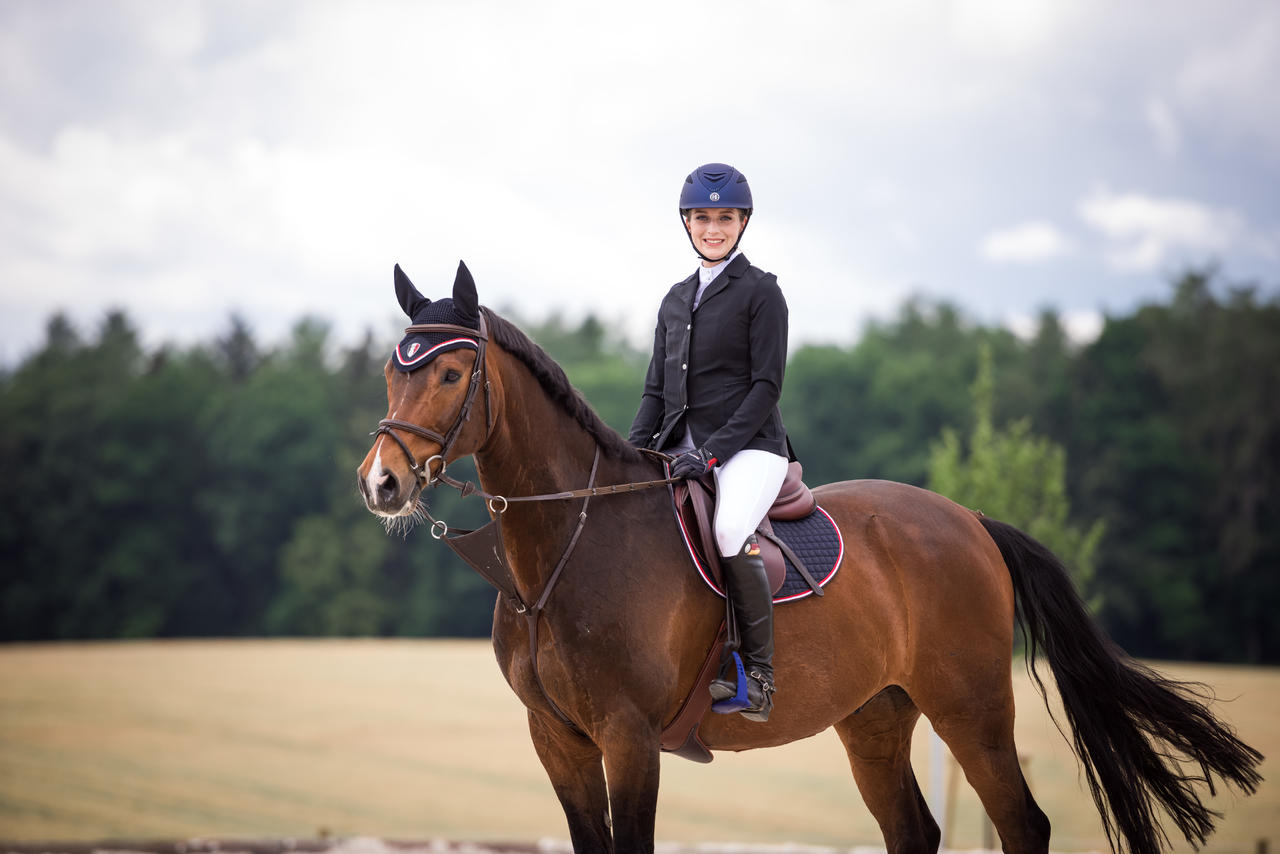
<box><xmin>452</xmin><ymin>260</ymin><xmax>479</xmax><ymax>323</ymax></box>
<box><xmin>394</xmin><ymin>264</ymin><xmax>429</xmax><ymax>319</ymax></box>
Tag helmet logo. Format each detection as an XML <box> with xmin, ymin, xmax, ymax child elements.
<box><xmin>709</xmin><ymin>192</ymin><xmax>721</xmax><ymax>202</ymax></box>
<box><xmin>407</xmin><ymin>342</ymin><xmax>421</xmax><ymax>358</ymax></box>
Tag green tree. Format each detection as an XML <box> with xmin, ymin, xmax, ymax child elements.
<box><xmin>782</xmin><ymin>298</ymin><xmax>1035</xmax><ymax>487</ymax></box>
<box><xmin>929</xmin><ymin>342</ymin><xmax>1104</xmax><ymax>600</ymax></box>
<box><xmin>780</xmin><ymin>344</ymin><xmax>868</xmax><ymax>485</ymax></box>
<box><xmin>0</xmin><ymin>312</ymin><xmax>221</xmax><ymax>638</ymax></box>
<box><xmin>268</xmin><ymin>507</ymin><xmax>391</xmax><ymax>635</ymax></box>
<box><xmin>1067</xmin><ymin>270</ymin><xmax>1280</xmax><ymax>661</ymax></box>
<box><xmin>1066</xmin><ymin>309</ymin><xmax>1215</xmax><ymax>657</ymax></box>
<box><xmin>195</xmin><ymin>317</ymin><xmax>341</xmax><ymax>634</ymax></box>
<box><xmin>5</xmin><ymin>271</ymin><xmax>1274</xmax><ymax>660</ymax></box>
<box><xmin>1145</xmin><ymin>273</ymin><xmax>1280</xmax><ymax>661</ymax></box>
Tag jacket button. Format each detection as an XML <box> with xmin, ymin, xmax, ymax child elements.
<box><xmin>681</xmin><ymin>363</ymin><xmax>687</xmax><ymax>370</ymax></box>
<box><xmin>686</xmin><ymin>323</ymin><xmax>691</xmax><ymax>330</ymax></box>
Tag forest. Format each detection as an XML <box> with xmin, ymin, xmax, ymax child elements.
<box><xmin>2</xmin><ymin>268</ymin><xmax>1276</xmax><ymax>663</ymax></box>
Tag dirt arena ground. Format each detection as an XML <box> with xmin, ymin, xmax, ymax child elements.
<box><xmin>0</xmin><ymin>839</ymin><xmax>907</xmax><ymax>854</ymax></box>
<box><xmin>1</xmin><ymin>641</ymin><xmax>1271</xmax><ymax>851</ymax></box>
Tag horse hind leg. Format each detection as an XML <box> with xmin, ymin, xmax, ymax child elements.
<box><xmin>834</xmin><ymin>686</ymin><xmax>941</xmax><ymax>854</ymax></box>
<box><xmin>923</xmin><ymin>689</ymin><xmax>1051</xmax><ymax>854</ymax></box>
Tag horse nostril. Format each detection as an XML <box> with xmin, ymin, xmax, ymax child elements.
<box><xmin>376</xmin><ymin>471</ymin><xmax>398</xmax><ymax>501</ymax></box>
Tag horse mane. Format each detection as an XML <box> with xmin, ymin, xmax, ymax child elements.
<box><xmin>483</xmin><ymin>308</ymin><xmax>646</xmax><ymax>464</ymax></box>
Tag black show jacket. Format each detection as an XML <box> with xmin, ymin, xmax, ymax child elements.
<box><xmin>628</xmin><ymin>253</ymin><xmax>792</xmax><ymax>463</ymax></box>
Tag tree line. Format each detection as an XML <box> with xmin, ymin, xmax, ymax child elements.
<box><xmin>1</xmin><ymin>268</ymin><xmax>1275</xmax><ymax>662</ymax></box>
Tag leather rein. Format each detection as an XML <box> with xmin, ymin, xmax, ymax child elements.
<box><xmin>371</xmin><ymin>311</ymin><xmax>679</xmax><ymax>733</ymax></box>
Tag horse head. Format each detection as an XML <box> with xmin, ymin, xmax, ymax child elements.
<box><xmin>357</xmin><ymin>261</ymin><xmax>490</xmax><ymax>517</ymax></box>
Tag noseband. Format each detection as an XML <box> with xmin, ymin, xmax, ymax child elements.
<box><xmin>373</xmin><ymin>312</ymin><xmax>492</xmax><ymax>484</ymax></box>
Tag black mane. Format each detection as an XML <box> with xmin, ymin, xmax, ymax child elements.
<box><xmin>484</xmin><ymin>308</ymin><xmax>646</xmax><ymax>464</ymax></box>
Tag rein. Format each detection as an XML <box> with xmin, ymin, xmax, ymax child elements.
<box><xmin>372</xmin><ymin>313</ymin><xmax>679</xmax><ymax>733</ymax></box>
<box><xmin>430</xmin><ymin>461</ymin><xmax>679</xmax><ymax>508</ymax></box>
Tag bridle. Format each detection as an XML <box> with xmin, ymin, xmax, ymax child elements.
<box><xmin>373</xmin><ymin>313</ymin><xmax>493</xmax><ymax>486</ymax></box>
<box><xmin>368</xmin><ymin>309</ymin><xmax>678</xmax><ymax>735</ymax></box>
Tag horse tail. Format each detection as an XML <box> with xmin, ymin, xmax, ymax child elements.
<box><xmin>978</xmin><ymin>516</ymin><xmax>1262</xmax><ymax>854</ymax></box>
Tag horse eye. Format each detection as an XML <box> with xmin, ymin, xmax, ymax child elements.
<box><xmin>443</xmin><ymin>369</ymin><xmax>461</xmax><ymax>384</ymax></box>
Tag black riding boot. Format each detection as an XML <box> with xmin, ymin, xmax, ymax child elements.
<box><xmin>709</xmin><ymin>537</ymin><xmax>776</xmax><ymax>721</ymax></box>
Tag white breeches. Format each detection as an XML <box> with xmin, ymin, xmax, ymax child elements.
<box><xmin>712</xmin><ymin>449</ymin><xmax>790</xmax><ymax>557</ymax></box>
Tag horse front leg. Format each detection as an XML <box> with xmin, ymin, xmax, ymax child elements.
<box><xmin>599</xmin><ymin>712</ymin><xmax>662</xmax><ymax>853</ymax></box>
<box><xmin>527</xmin><ymin>709</ymin><xmax>613</xmax><ymax>853</ymax></box>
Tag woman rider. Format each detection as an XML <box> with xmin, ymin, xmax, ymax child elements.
<box><xmin>629</xmin><ymin>162</ymin><xmax>794</xmax><ymax>722</ymax></box>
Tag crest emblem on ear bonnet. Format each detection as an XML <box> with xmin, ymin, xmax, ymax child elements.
<box><xmin>392</xmin><ymin>261</ymin><xmax>481</xmax><ymax>371</ymax></box>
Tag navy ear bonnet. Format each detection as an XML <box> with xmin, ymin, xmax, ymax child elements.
<box><xmin>392</xmin><ymin>261</ymin><xmax>481</xmax><ymax>372</ymax></box>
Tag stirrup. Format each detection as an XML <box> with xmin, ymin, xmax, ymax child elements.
<box><xmin>711</xmin><ymin>651</ymin><xmax>751</xmax><ymax>714</ymax></box>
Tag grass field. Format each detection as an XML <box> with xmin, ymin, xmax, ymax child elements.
<box><xmin>0</xmin><ymin>640</ymin><xmax>1273</xmax><ymax>850</ymax></box>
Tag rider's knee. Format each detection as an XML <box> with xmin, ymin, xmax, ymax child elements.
<box><xmin>716</xmin><ymin>526</ymin><xmax>749</xmax><ymax>558</ymax></box>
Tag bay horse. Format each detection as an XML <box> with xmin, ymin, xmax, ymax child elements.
<box><xmin>357</xmin><ymin>263</ymin><xmax>1261</xmax><ymax>854</ymax></box>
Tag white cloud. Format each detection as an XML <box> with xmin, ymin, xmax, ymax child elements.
<box><xmin>2</xmin><ymin>1</ymin><xmax>1278</xmax><ymax>364</ymax></box>
<box><xmin>1077</xmin><ymin>187</ymin><xmax>1252</xmax><ymax>272</ymax></box>
<box><xmin>1145</xmin><ymin>98</ymin><xmax>1182</xmax><ymax>159</ymax></box>
<box><xmin>1175</xmin><ymin>5</ymin><xmax>1280</xmax><ymax>151</ymax></box>
<box><xmin>948</xmin><ymin>0</ymin><xmax>1061</xmax><ymax>55</ymax></box>
<box><xmin>980</xmin><ymin>221</ymin><xmax>1071</xmax><ymax>263</ymax></box>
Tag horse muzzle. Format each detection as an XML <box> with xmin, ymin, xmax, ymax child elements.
<box><xmin>356</xmin><ymin>462</ymin><xmax>419</xmax><ymax>517</ymax></box>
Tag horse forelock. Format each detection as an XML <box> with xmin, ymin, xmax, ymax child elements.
<box><xmin>483</xmin><ymin>309</ymin><xmax>645</xmax><ymax>464</ymax></box>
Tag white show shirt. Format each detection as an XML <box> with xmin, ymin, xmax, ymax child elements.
<box><xmin>692</xmin><ymin>249</ymin><xmax>741</xmax><ymax>310</ymax></box>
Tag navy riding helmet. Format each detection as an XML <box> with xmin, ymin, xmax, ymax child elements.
<box><xmin>679</xmin><ymin>162</ymin><xmax>753</xmax><ymax>262</ymax></box>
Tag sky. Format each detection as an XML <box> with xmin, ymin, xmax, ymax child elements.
<box><xmin>1</xmin><ymin>0</ymin><xmax>1278</xmax><ymax>364</ymax></box>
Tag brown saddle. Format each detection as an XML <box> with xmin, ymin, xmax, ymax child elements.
<box><xmin>661</xmin><ymin>461</ymin><xmax>820</xmax><ymax>763</ymax></box>
<box><xmin>671</xmin><ymin>460</ymin><xmax>818</xmax><ymax>595</ymax></box>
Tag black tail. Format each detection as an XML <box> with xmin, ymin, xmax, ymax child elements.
<box><xmin>979</xmin><ymin>516</ymin><xmax>1262</xmax><ymax>854</ymax></box>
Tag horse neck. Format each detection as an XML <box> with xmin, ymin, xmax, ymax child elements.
<box><xmin>471</xmin><ymin>346</ymin><xmax>643</xmax><ymax>596</ymax></box>
<box><xmin>473</xmin><ymin>347</ymin><xmax>601</xmax><ymax>499</ymax></box>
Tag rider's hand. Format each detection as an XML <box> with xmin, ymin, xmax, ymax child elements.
<box><xmin>670</xmin><ymin>447</ymin><xmax>718</xmax><ymax>479</ymax></box>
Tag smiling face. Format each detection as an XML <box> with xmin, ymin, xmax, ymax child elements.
<box><xmin>684</xmin><ymin>207</ymin><xmax>747</xmax><ymax>265</ymax></box>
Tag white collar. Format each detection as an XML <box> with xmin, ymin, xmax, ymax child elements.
<box><xmin>697</xmin><ymin>249</ymin><xmax>741</xmax><ymax>287</ymax></box>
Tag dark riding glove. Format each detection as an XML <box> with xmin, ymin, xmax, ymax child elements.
<box><xmin>670</xmin><ymin>447</ymin><xmax>718</xmax><ymax>479</ymax></box>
